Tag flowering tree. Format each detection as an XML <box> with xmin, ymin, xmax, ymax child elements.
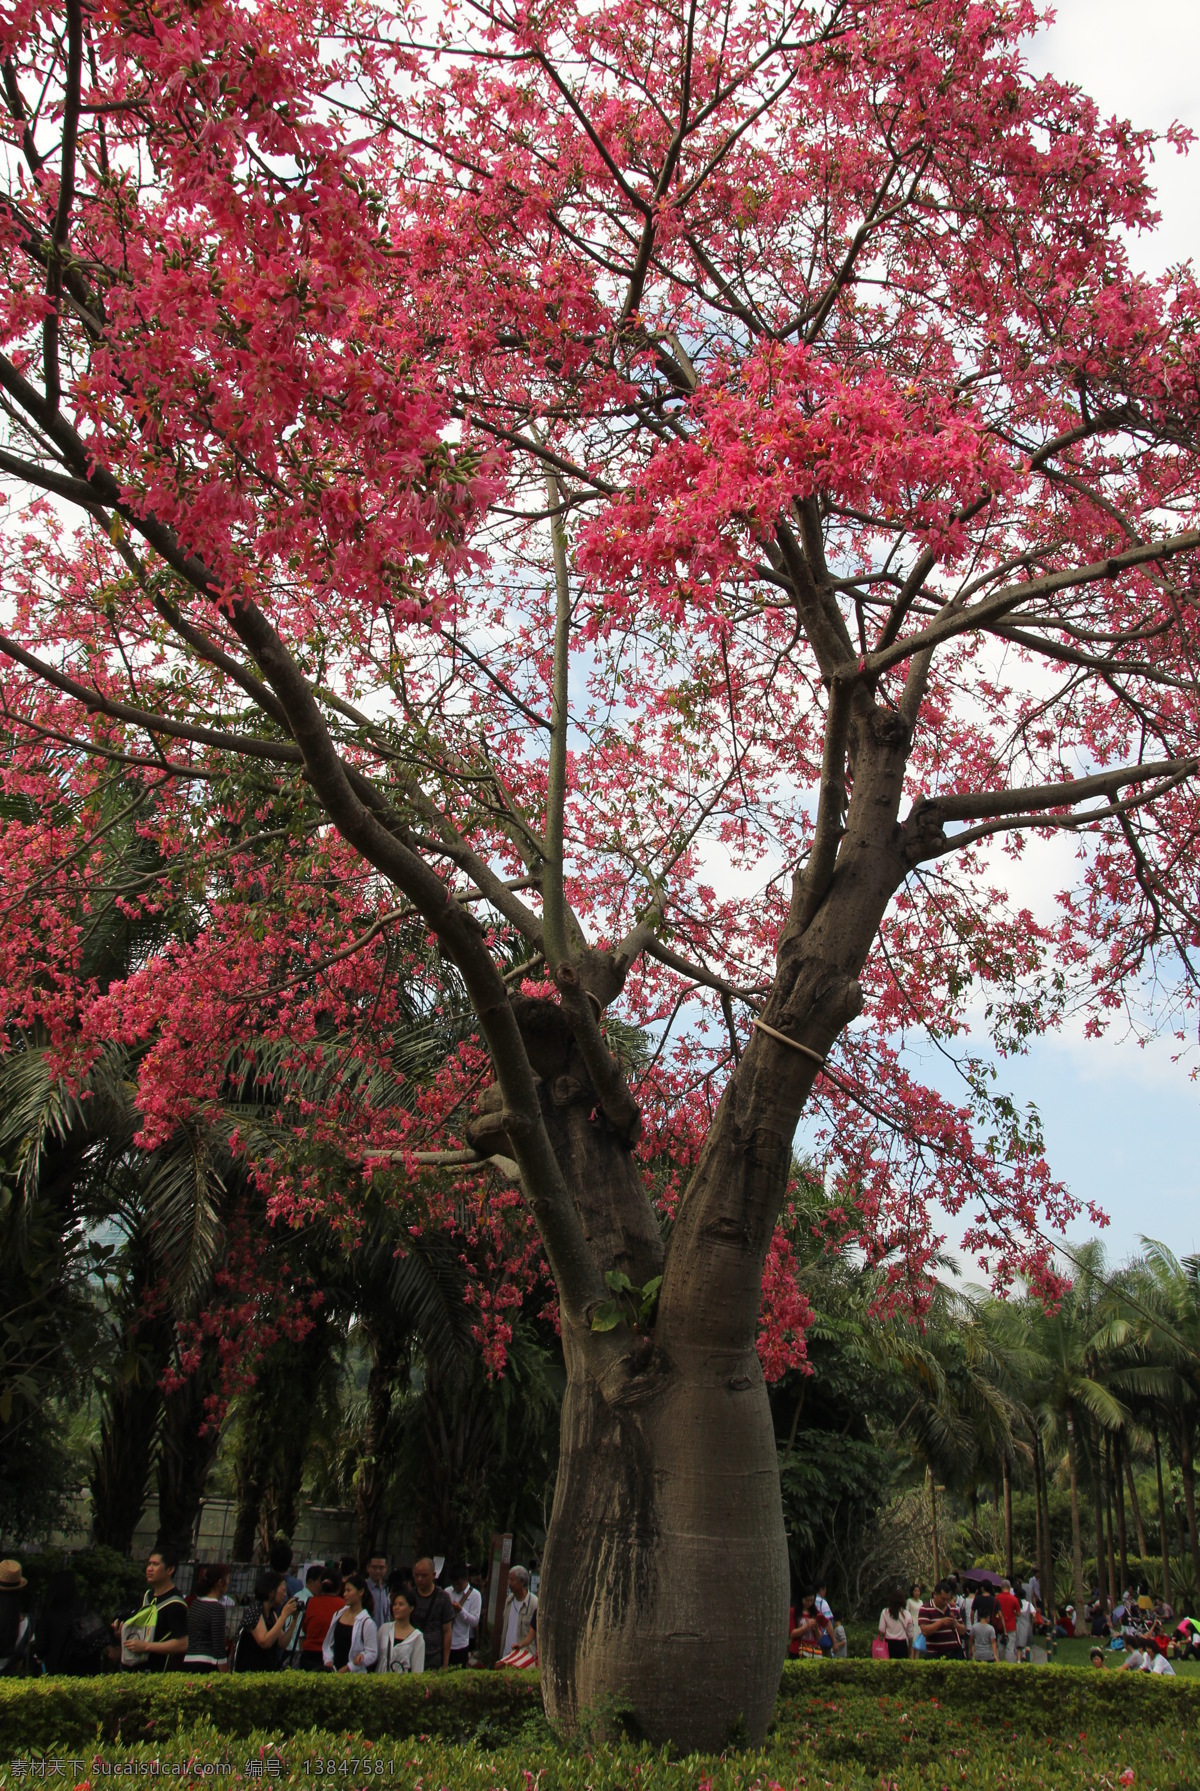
<box><xmin>3</xmin><ymin>0</ymin><xmax>1200</xmax><ymax>1746</ymax></box>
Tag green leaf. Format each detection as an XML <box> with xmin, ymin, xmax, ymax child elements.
<box><xmin>591</xmin><ymin>1301</ymin><xmax>626</xmax><ymax>1332</ymax></box>
<box><xmin>638</xmin><ymin>1275</ymin><xmax>663</xmax><ymax>1321</ymax></box>
<box><xmin>604</xmin><ymin>1269</ymin><xmax>634</xmax><ymax>1294</ymax></box>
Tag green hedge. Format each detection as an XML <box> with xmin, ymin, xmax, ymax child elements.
<box><xmin>0</xmin><ymin>1669</ymin><xmax>541</xmax><ymax>1754</ymax></box>
<box><xmin>5</xmin><ymin>1660</ymin><xmax>1200</xmax><ymax>1791</ymax></box>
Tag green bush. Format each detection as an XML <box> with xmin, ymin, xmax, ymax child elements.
<box><xmin>0</xmin><ymin>1669</ymin><xmax>542</xmax><ymax>1755</ymax></box>
<box><xmin>6</xmin><ymin>1659</ymin><xmax>1200</xmax><ymax>1789</ymax></box>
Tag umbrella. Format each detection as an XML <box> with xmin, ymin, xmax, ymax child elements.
<box><xmin>961</xmin><ymin>1568</ymin><xmax>1004</xmax><ymax>1587</ymax></box>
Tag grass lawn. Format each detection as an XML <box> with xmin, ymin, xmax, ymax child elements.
<box><xmin>3</xmin><ymin>1659</ymin><xmax>1200</xmax><ymax>1790</ymax></box>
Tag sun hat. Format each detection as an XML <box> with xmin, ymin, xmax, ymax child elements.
<box><xmin>0</xmin><ymin>1559</ymin><xmax>27</xmax><ymax>1589</ymax></box>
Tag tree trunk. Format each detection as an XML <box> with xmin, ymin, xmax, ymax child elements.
<box><xmin>91</xmin><ymin>1371</ymin><xmax>165</xmax><ymax>1553</ymax></box>
<box><xmin>929</xmin><ymin>1467</ymin><xmax>941</xmax><ymax>1585</ymax></box>
<box><xmin>1152</xmin><ymin>1416</ymin><xmax>1172</xmax><ymax>1607</ymax></box>
<box><xmin>89</xmin><ymin>1235</ymin><xmax>174</xmax><ymax>1553</ymax></box>
<box><xmin>356</xmin><ymin>1327</ymin><xmax>403</xmax><ymax>1565</ymax></box>
<box><xmin>157</xmin><ymin>1344</ymin><xmax>223</xmax><ymax>1554</ymax></box>
<box><xmin>1033</xmin><ymin>1446</ymin><xmax>1044</xmax><ymax>1593</ymax></box>
<box><xmin>1065</xmin><ymin>1402</ymin><xmax>1086</xmax><ymax>1609</ymax></box>
<box><xmin>232</xmin><ymin>1459</ymin><xmax>266</xmax><ymax>1562</ymax></box>
<box><xmin>1103</xmin><ymin>1432</ymin><xmax>1118</xmax><ymax>1604</ymax></box>
<box><xmin>1180</xmin><ymin>1436</ymin><xmax>1200</xmax><ymax>1599</ymax></box>
<box><xmin>1036</xmin><ymin>1434</ymin><xmax>1055</xmax><ymax>1617</ymax></box>
<box><xmin>534</xmin><ymin>921</ymin><xmax>865</xmax><ymax>1750</ymax></box>
<box><xmin>1113</xmin><ymin>1430</ymin><xmax>1129</xmax><ymax>1590</ymax></box>
<box><xmin>1123</xmin><ymin>1436</ymin><xmax>1149</xmax><ymax>1560</ymax></box>
<box><xmin>1003</xmin><ymin>1461</ymin><xmax>1014</xmax><ymax>1582</ymax></box>
<box><xmin>1088</xmin><ymin>1423</ymin><xmax>1107</xmax><ymax>1610</ymax></box>
<box><xmin>533</xmin><ymin>702</ymin><xmax>895</xmax><ymax>1747</ymax></box>
<box><xmin>540</xmin><ymin>1333</ymin><xmax>787</xmax><ymax>1749</ymax></box>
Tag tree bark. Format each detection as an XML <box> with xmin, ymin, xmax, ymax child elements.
<box><xmin>1065</xmin><ymin>1402</ymin><xmax>1086</xmax><ymax>1609</ymax></box>
<box><xmin>540</xmin><ymin>1327</ymin><xmax>787</xmax><ymax>1748</ymax></box>
<box><xmin>1152</xmin><ymin>1415</ymin><xmax>1172</xmax><ymax>1606</ymax></box>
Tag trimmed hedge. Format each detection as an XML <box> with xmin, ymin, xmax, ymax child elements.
<box><xmin>4</xmin><ymin>1659</ymin><xmax>1200</xmax><ymax>1790</ymax></box>
<box><xmin>0</xmin><ymin>1669</ymin><xmax>541</xmax><ymax>1753</ymax></box>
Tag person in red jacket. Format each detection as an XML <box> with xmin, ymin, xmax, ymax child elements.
<box><xmin>298</xmin><ymin>1573</ymin><xmax>345</xmax><ymax>1672</ymax></box>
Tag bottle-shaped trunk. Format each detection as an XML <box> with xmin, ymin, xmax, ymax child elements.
<box><xmin>539</xmin><ymin>1338</ymin><xmax>787</xmax><ymax>1749</ymax></box>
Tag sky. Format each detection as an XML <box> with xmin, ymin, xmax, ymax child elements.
<box><xmin>896</xmin><ymin>2</ymin><xmax>1200</xmax><ymax>1274</ymax></box>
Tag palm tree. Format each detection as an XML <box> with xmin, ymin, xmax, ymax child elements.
<box><xmin>1133</xmin><ymin>1242</ymin><xmax>1200</xmax><ymax>1598</ymax></box>
<box><xmin>1024</xmin><ymin>1242</ymin><xmax>1126</xmax><ymax>1610</ymax></box>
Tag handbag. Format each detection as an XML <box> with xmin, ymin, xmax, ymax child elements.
<box><xmin>120</xmin><ymin>1602</ymin><xmax>157</xmax><ymax>1669</ymax></box>
<box><xmin>871</xmin><ymin>1635</ymin><xmax>890</xmax><ymax>1660</ymax></box>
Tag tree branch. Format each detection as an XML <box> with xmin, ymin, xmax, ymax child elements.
<box><xmin>867</xmin><ymin>530</ymin><xmax>1200</xmax><ymax>678</ymax></box>
<box><xmin>788</xmin><ymin>673</ymin><xmax>851</xmax><ymax>933</ymax></box>
<box><xmin>43</xmin><ymin>0</ymin><xmax>82</xmax><ymax>413</ymax></box>
<box><xmin>542</xmin><ymin>468</ymin><xmax>572</xmax><ymax>968</ymax></box>
<box><xmin>0</xmin><ymin>629</ymin><xmax>303</xmax><ymax>764</ymax></box>
<box><xmin>905</xmin><ymin>756</ymin><xmax>1199</xmax><ymax>861</ymax></box>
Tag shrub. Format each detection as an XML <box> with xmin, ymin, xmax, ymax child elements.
<box><xmin>0</xmin><ymin>1668</ymin><xmax>542</xmax><ymax>1755</ymax></box>
<box><xmin>6</xmin><ymin>1667</ymin><xmax>1200</xmax><ymax>1791</ymax></box>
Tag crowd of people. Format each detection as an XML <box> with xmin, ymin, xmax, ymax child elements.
<box><xmin>5</xmin><ymin>1545</ymin><xmax>1196</xmax><ymax>1683</ymax></box>
<box><xmin>872</xmin><ymin>1571</ymin><xmax>1191</xmax><ymax>1674</ymax></box>
<box><xmin>0</xmin><ymin>1543</ymin><xmax>539</xmax><ymax>1679</ymax></box>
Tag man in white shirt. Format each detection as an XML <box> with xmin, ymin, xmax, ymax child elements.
<box><xmin>501</xmin><ymin>1565</ymin><xmax>537</xmax><ymax>1657</ymax></box>
<box><xmin>1121</xmin><ymin>1641</ymin><xmax>1175</xmax><ymax>1676</ymax></box>
<box><xmin>446</xmin><ymin>1562</ymin><xmax>481</xmax><ymax>1666</ymax></box>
